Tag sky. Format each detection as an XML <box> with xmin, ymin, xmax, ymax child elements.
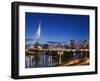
<box><xmin>25</xmin><ymin>12</ymin><xmax>89</xmax><ymax>44</ymax></box>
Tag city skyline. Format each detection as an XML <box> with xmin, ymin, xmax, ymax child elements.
<box><xmin>25</xmin><ymin>12</ymin><xmax>89</xmax><ymax>44</ymax></box>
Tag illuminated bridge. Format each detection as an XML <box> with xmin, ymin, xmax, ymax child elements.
<box><xmin>26</xmin><ymin>48</ymin><xmax>89</xmax><ymax>55</ymax></box>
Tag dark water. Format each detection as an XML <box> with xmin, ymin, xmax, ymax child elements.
<box><xmin>25</xmin><ymin>52</ymin><xmax>89</xmax><ymax>68</ymax></box>
<box><xmin>25</xmin><ymin>54</ymin><xmax>58</xmax><ymax>68</ymax></box>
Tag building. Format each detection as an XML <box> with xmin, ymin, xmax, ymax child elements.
<box><xmin>70</xmin><ymin>40</ymin><xmax>75</xmax><ymax>49</ymax></box>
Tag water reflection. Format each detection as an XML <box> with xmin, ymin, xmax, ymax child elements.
<box><xmin>25</xmin><ymin>51</ymin><xmax>89</xmax><ymax>68</ymax></box>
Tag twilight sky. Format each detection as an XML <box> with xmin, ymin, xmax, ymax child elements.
<box><xmin>25</xmin><ymin>12</ymin><xmax>89</xmax><ymax>44</ymax></box>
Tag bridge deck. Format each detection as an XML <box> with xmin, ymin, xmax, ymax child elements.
<box><xmin>26</xmin><ymin>48</ymin><xmax>89</xmax><ymax>55</ymax></box>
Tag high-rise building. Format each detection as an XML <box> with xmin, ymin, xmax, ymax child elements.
<box><xmin>83</xmin><ymin>40</ymin><xmax>89</xmax><ymax>49</ymax></box>
<box><xmin>70</xmin><ymin>40</ymin><xmax>75</xmax><ymax>49</ymax></box>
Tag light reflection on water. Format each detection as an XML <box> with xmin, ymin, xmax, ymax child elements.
<box><xmin>25</xmin><ymin>55</ymin><xmax>57</xmax><ymax>68</ymax></box>
<box><xmin>25</xmin><ymin>51</ymin><xmax>89</xmax><ymax>68</ymax></box>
